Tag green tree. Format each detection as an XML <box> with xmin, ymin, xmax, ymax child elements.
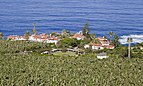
<box><xmin>113</xmin><ymin>46</ymin><xmax>128</xmax><ymax>58</ymax></box>
<box><xmin>78</xmin><ymin>39</ymin><xmax>90</xmax><ymax>48</ymax></box>
<box><xmin>109</xmin><ymin>31</ymin><xmax>113</xmax><ymax>43</ymax></box>
<box><xmin>32</xmin><ymin>29</ymin><xmax>37</xmax><ymax>36</ymax></box>
<box><xmin>83</xmin><ymin>23</ymin><xmax>89</xmax><ymax>35</ymax></box>
<box><xmin>33</xmin><ymin>22</ymin><xmax>36</xmax><ymax>29</ymax></box>
<box><xmin>32</xmin><ymin>22</ymin><xmax>37</xmax><ymax>35</ymax></box>
<box><xmin>58</xmin><ymin>38</ymin><xmax>78</xmax><ymax>48</ymax></box>
<box><xmin>51</xmin><ymin>32</ymin><xmax>57</xmax><ymax>36</ymax></box>
<box><xmin>103</xmin><ymin>36</ymin><xmax>108</xmax><ymax>39</ymax></box>
<box><xmin>62</xmin><ymin>29</ymin><xmax>70</xmax><ymax>38</ymax></box>
<box><xmin>90</xmin><ymin>34</ymin><xmax>96</xmax><ymax>40</ymax></box>
<box><xmin>0</xmin><ymin>32</ymin><xmax>4</xmax><ymax>39</ymax></box>
<box><xmin>82</xmin><ymin>22</ymin><xmax>91</xmax><ymax>39</ymax></box>
<box><xmin>112</xmin><ymin>34</ymin><xmax>120</xmax><ymax>47</ymax></box>
<box><xmin>24</xmin><ymin>31</ymin><xmax>30</xmax><ymax>40</ymax></box>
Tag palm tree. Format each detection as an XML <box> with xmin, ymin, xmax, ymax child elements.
<box><xmin>90</xmin><ymin>34</ymin><xmax>96</xmax><ymax>39</ymax></box>
<box><xmin>24</xmin><ymin>31</ymin><xmax>30</xmax><ymax>41</ymax></box>
<box><xmin>83</xmin><ymin>22</ymin><xmax>90</xmax><ymax>36</ymax></box>
<box><xmin>32</xmin><ymin>23</ymin><xmax>37</xmax><ymax>35</ymax></box>
<box><xmin>109</xmin><ymin>31</ymin><xmax>113</xmax><ymax>43</ymax></box>
<box><xmin>32</xmin><ymin>29</ymin><xmax>37</xmax><ymax>36</ymax></box>
<box><xmin>51</xmin><ymin>32</ymin><xmax>56</xmax><ymax>36</ymax></box>
<box><xmin>127</xmin><ymin>37</ymin><xmax>133</xmax><ymax>58</ymax></box>
<box><xmin>112</xmin><ymin>34</ymin><xmax>120</xmax><ymax>47</ymax></box>
<box><xmin>62</xmin><ymin>29</ymin><xmax>70</xmax><ymax>38</ymax></box>
<box><xmin>0</xmin><ymin>32</ymin><xmax>4</xmax><ymax>39</ymax></box>
<box><xmin>90</xmin><ymin>34</ymin><xmax>96</xmax><ymax>42</ymax></box>
<box><xmin>33</xmin><ymin>22</ymin><xmax>36</xmax><ymax>29</ymax></box>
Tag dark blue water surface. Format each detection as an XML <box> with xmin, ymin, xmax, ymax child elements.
<box><xmin>0</xmin><ymin>0</ymin><xmax>143</xmax><ymax>36</ymax></box>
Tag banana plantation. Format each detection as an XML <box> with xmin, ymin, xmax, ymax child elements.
<box><xmin>0</xmin><ymin>40</ymin><xmax>143</xmax><ymax>86</ymax></box>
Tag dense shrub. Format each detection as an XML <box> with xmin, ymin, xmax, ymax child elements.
<box><xmin>0</xmin><ymin>40</ymin><xmax>51</xmax><ymax>54</ymax></box>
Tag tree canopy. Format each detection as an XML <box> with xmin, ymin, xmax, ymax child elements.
<box><xmin>58</xmin><ymin>38</ymin><xmax>78</xmax><ymax>48</ymax></box>
<box><xmin>0</xmin><ymin>32</ymin><xmax>4</xmax><ymax>39</ymax></box>
<box><xmin>82</xmin><ymin>22</ymin><xmax>91</xmax><ymax>40</ymax></box>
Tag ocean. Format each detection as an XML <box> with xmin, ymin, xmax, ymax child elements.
<box><xmin>0</xmin><ymin>0</ymin><xmax>143</xmax><ymax>43</ymax></box>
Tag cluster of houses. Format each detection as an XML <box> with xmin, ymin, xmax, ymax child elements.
<box><xmin>84</xmin><ymin>37</ymin><xmax>115</xmax><ymax>50</ymax></box>
<box><xmin>8</xmin><ymin>34</ymin><xmax>60</xmax><ymax>44</ymax></box>
<box><xmin>7</xmin><ymin>31</ymin><xmax>115</xmax><ymax>50</ymax></box>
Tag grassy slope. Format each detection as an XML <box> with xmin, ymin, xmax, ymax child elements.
<box><xmin>0</xmin><ymin>40</ymin><xmax>143</xmax><ymax>86</ymax></box>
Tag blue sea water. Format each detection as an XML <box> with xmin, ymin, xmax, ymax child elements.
<box><xmin>0</xmin><ymin>0</ymin><xmax>143</xmax><ymax>41</ymax></box>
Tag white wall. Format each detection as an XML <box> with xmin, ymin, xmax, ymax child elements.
<box><xmin>97</xmin><ymin>56</ymin><xmax>108</xmax><ymax>59</ymax></box>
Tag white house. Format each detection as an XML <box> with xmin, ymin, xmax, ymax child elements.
<box><xmin>97</xmin><ymin>37</ymin><xmax>110</xmax><ymax>46</ymax></box>
<box><xmin>7</xmin><ymin>33</ymin><xmax>60</xmax><ymax>44</ymax></box>
<box><xmin>8</xmin><ymin>35</ymin><xmax>27</xmax><ymax>41</ymax></box>
<box><xmin>29</xmin><ymin>34</ymin><xmax>48</xmax><ymax>42</ymax></box>
<box><xmin>97</xmin><ymin>52</ymin><xmax>109</xmax><ymax>59</ymax></box>
<box><xmin>91</xmin><ymin>43</ymin><xmax>104</xmax><ymax>50</ymax></box>
<box><xmin>104</xmin><ymin>45</ymin><xmax>115</xmax><ymax>49</ymax></box>
<box><xmin>72</xmin><ymin>31</ymin><xmax>85</xmax><ymax>40</ymax></box>
<box><xmin>8</xmin><ymin>35</ymin><xmax>17</xmax><ymax>40</ymax></box>
<box><xmin>84</xmin><ymin>44</ymin><xmax>90</xmax><ymax>49</ymax></box>
<box><xmin>28</xmin><ymin>34</ymin><xmax>59</xmax><ymax>44</ymax></box>
<box><xmin>46</xmin><ymin>36</ymin><xmax>59</xmax><ymax>44</ymax></box>
<box><xmin>16</xmin><ymin>36</ymin><xmax>27</xmax><ymax>41</ymax></box>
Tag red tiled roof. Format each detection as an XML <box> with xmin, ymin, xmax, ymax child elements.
<box><xmin>73</xmin><ymin>33</ymin><xmax>85</xmax><ymax>38</ymax></box>
<box><xmin>33</xmin><ymin>35</ymin><xmax>46</xmax><ymax>39</ymax></box>
<box><xmin>8</xmin><ymin>35</ymin><xmax>27</xmax><ymax>39</ymax></box>
<box><xmin>92</xmin><ymin>43</ymin><xmax>102</xmax><ymax>47</ymax></box>
<box><xmin>40</xmin><ymin>33</ymin><xmax>47</xmax><ymax>36</ymax></box>
<box><xmin>48</xmin><ymin>36</ymin><xmax>59</xmax><ymax>40</ymax></box>
<box><xmin>32</xmin><ymin>34</ymin><xmax>59</xmax><ymax>40</ymax></box>
<box><xmin>8</xmin><ymin>35</ymin><xmax>16</xmax><ymax>39</ymax></box>
<box><xmin>18</xmin><ymin>36</ymin><xmax>27</xmax><ymax>39</ymax></box>
<box><xmin>104</xmin><ymin>45</ymin><xmax>115</xmax><ymax>49</ymax></box>
<box><xmin>99</xmin><ymin>40</ymin><xmax>110</xmax><ymax>44</ymax></box>
<box><xmin>97</xmin><ymin>37</ymin><xmax>108</xmax><ymax>41</ymax></box>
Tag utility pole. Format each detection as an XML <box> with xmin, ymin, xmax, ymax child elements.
<box><xmin>127</xmin><ymin>37</ymin><xmax>133</xmax><ymax>59</ymax></box>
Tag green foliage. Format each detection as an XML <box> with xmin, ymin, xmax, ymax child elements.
<box><xmin>51</xmin><ymin>32</ymin><xmax>60</xmax><ymax>37</ymax></box>
<box><xmin>32</xmin><ymin>29</ymin><xmax>37</xmax><ymax>35</ymax></box>
<box><xmin>112</xmin><ymin>46</ymin><xmax>128</xmax><ymax>58</ymax></box>
<box><xmin>112</xmin><ymin>34</ymin><xmax>120</xmax><ymax>47</ymax></box>
<box><xmin>133</xmin><ymin>47</ymin><xmax>142</xmax><ymax>52</ymax></box>
<box><xmin>58</xmin><ymin>38</ymin><xmax>78</xmax><ymax>48</ymax></box>
<box><xmin>132</xmin><ymin>46</ymin><xmax>143</xmax><ymax>58</ymax></box>
<box><xmin>109</xmin><ymin>31</ymin><xmax>113</xmax><ymax>42</ymax></box>
<box><xmin>90</xmin><ymin>34</ymin><xmax>96</xmax><ymax>42</ymax></box>
<box><xmin>0</xmin><ymin>40</ymin><xmax>143</xmax><ymax>85</ymax></box>
<box><xmin>24</xmin><ymin>31</ymin><xmax>30</xmax><ymax>40</ymax></box>
<box><xmin>78</xmin><ymin>39</ymin><xmax>90</xmax><ymax>48</ymax></box>
<box><xmin>132</xmin><ymin>52</ymin><xmax>143</xmax><ymax>58</ymax></box>
<box><xmin>33</xmin><ymin>22</ymin><xmax>36</xmax><ymax>29</ymax></box>
<box><xmin>109</xmin><ymin>31</ymin><xmax>113</xmax><ymax>37</ymax></box>
<box><xmin>0</xmin><ymin>32</ymin><xmax>4</xmax><ymax>39</ymax></box>
<box><xmin>136</xmin><ymin>43</ymin><xmax>143</xmax><ymax>47</ymax></box>
<box><xmin>61</xmin><ymin>29</ymin><xmax>71</xmax><ymax>38</ymax></box>
<box><xmin>82</xmin><ymin>22</ymin><xmax>91</xmax><ymax>40</ymax></box>
<box><xmin>0</xmin><ymin>40</ymin><xmax>51</xmax><ymax>54</ymax></box>
<box><xmin>32</xmin><ymin>23</ymin><xmax>37</xmax><ymax>35</ymax></box>
<box><xmin>58</xmin><ymin>38</ymin><xmax>90</xmax><ymax>48</ymax></box>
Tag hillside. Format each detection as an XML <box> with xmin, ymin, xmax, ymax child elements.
<box><xmin>0</xmin><ymin>40</ymin><xmax>143</xmax><ymax>85</ymax></box>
